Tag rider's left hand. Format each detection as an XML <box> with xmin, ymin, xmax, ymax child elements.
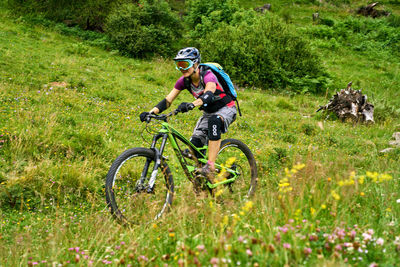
<box><xmin>177</xmin><ymin>102</ymin><xmax>195</xmax><ymax>113</ymax></box>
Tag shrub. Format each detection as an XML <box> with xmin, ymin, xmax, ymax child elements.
<box><xmin>199</xmin><ymin>11</ymin><xmax>330</xmax><ymax>93</ymax></box>
<box><xmin>185</xmin><ymin>0</ymin><xmax>240</xmax><ymax>41</ymax></box>
<box><xmin>105</xmin><ymin>0</ymin><xmax>182</xmax><ymax>58</ymax></box>
<box><xmin>6</xmin><ymin>0</ymin><xmax>117</xmax><ymax>31</ymax></box>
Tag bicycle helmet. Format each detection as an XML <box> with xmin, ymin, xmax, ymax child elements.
<box><xmin>174</xmin><ymin>47</ymin><xmax>201</xmax><ymax>64</ymax></box>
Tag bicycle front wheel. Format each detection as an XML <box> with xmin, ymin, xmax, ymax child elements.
<box><xmin>105</xmin><ymin>148</ymin><xmax>174</xmax><ymax>225</ymax></box>
<box><xmin>214</xmin><ymin>139</ymin><xmax>258</xmax><ymax>202</ymax></box>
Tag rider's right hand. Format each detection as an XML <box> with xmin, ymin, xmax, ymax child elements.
<box><xmin>139</xmin><ymin>112</ymin><xmax>150</xmax><ymax>122</ymax></box>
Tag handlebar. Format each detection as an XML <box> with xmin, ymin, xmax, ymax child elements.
<box><xmin>145</xmin><ymin>109</ymin><xmax>180</xmax><ymax>123</ymax></box>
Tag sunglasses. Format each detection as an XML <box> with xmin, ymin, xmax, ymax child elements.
<box><xmin>175</xmin><ymin>60</ymin><xmax>194</xmax><ymax>71</ymax></box>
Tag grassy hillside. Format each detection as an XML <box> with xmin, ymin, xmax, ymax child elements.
<box><xmin>1</xmin><ymin>1</ymin><xmax>400</xmax><ymax>266</ymax></box>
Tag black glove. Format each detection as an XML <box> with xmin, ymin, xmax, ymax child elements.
<box><xmin>139</xmin><ymin>112</ymin><xmax>150</xmax><ymax>122</ymax></box>
<box><xmin>177</xmin><ymin>102</ymin><xmax>195</xmax><ymax>113</ymax></box>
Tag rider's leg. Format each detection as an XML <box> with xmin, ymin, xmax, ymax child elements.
<box><xmin>205</xmin><ymin>115</ymin><xmax>224</xmax><ymax>172</ymax></box>
<box><xmin>207</xmin><ymin>139</ymin><xmax>221</xmax><ymax>171</ymax></box>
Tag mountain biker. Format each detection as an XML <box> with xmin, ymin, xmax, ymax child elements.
<box><xmin>139</xmin><ymin>47</ymin><xmax>237</xmax><ymax>182</ymax></box>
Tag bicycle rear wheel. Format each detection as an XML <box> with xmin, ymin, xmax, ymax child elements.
<box><xmin>105</xmin><ymin>148</ymin><xmax>173</xmax><ymax>225</ymax></box>
<box><xmin>214</xmin><ymin>139</ymin><xmax>257</xmax><ymax>202</ymax></box>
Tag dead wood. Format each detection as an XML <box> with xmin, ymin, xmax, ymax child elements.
<box><xmin>317</xmin><ymin>82</ymin><xmax>374</xmax><ymax>124</ymax></box>
<box><xmin>255</xmin><ymin>4</ymin><xmax>271</xmax><ymax>13</ymax></box>
<box><xmin>357</xmin><ymin>2</ymin><xmax>390</xmax><ymax>18</ymax></box>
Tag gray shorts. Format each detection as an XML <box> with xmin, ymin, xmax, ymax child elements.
<box><xmin>191</xmin><ymin>105</ymin><xmax>237</xmax><ymax>145</ymax></box>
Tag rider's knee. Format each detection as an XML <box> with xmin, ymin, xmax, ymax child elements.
<box><xmin>190</xmin><ymin>136</ymin><xmax>205</xmax><ymax>148</ymax></box>
<box><xmin>208</xmin><ymin>115</ymin><xmax>223</xmax><ymax>141</ymax></box>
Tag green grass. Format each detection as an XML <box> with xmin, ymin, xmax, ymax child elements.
<box><xmin>1</xmin><ymin>1</ymin><xmax>400</xmax><ymax>266</ymax></box>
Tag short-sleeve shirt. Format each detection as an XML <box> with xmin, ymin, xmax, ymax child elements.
<box><xmin>174</xmin><ymin>70</ymin><xmax>234</xmax><ymax>113</ymax></box>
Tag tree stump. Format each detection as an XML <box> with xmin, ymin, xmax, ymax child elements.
<box><xmin>357</xmin><ymin>2</ymin><xmax>390</xmax><ymax>18</ymax></box>
<box><xmin>255</xmin><ymin>4</ymin><xmax>271</xmax><ymax>13</ymax></box>
<box><xmin>317</xmin><ymin>82</ymin><xmax>374</xmax><ymax>123</ymax></box>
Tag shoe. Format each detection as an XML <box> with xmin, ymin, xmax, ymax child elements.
<box><xmin>196</xmin><ymin>163</ymin><xmax>216</xmax><ymax>184</ymax></box>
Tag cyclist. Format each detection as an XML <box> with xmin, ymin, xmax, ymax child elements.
<box><xmin>139</xmin><ymin>47</ymin><xmax>237</xmax><ymax>182</ymax></box>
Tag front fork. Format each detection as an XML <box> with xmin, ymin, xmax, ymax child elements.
<box><xmin>135</xmin><ymin>133</ymin><xmax>168</xmax><ymax>193</ymax></box>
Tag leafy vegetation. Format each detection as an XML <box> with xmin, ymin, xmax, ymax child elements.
<box><xmin>1</xmin><ymin>0</ymin><xmax>400</xmax><ymax>266</ymax></box>
<box><xmin>105</xmin><ymin>0</ymin><xmax>182</xmax><ymax>58</ymax></box>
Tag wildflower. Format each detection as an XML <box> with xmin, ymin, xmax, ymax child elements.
<box><xmin>362</xmin><ymin>232</ymin><xmax>372</xmax><ymax>242</ymax></box>
<box><xmin>310</xmin><ymin>207</ymin><xmax>316</xmax><ymax>216</ymax></box>
<box><xmin>138</xmin><ymin>255</ymin><xmax>148</xmax><ymax>262</ymax></box>
<box><xmin>303</xmin><ymin>247</ymin><xmax>312</xmax><ymax>256</ymax></box>
<box><xmin>246</xmin><ymin>249</ymin><xmax>253</xmax><ymax>256</ymax></box>
<box><xmin>268</xmin><ymin>244</ymin><xmax>275</xmax><ymax>253</ymax></box>
<box><xmin>309</xmin><ymin>234</ymin><xmax>318</xmax><ymax>242</ymax></box>
<box><xmin>321</xmin><ymin>204</ymin><xmax>327</xmax><ymax>209</ymax></box>
<box><xmin>278</xmin><ymin>226</ymin><xmax>288</xmax><ymax>233</ymax></box>
<box><xmin>210</xmin><ymin>257</ymin><xmax>219</xmax><ymax>265</ymax></box>
<box><xmin>283</xmin><ymin>243</ymin><xmax>291</xmax><ymax>249</ymax></box>
<box><xmin>169</xmin><ymin>233</ymin><xmax>175</xmax><ymax>238</ymax></box>
<box><xmin>242</xmin><ymin>201</ymin><xmax>254</xmax><ymax>212</ymax></box>
<box><xmin>238</xmin><ymin>236</ymin><xmax>245</xmax><ymax>243</ymax></box>
<box><xmin>376</xmin><ymin>238</ymin><xmax>384</xmax><ymax>246</ymax></box>
<box><xmin>331</xmin><ymin>190</ymin><xmax>340</xmax><ymax>200</ymax></box>
<box><xmin>274</xmin><ymin>232</ymin><xmax>281</xmax><ymax>242</ymax></box>
<box><xmin>196</xmin><ymin>244</ymin><xmax>205</xmax><ymax>252</ymax></box>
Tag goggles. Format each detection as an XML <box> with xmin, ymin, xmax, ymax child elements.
<box><xmin>175</xmin><ymin>59</ymin><xmax>194</xmax><ymax>71</ymax></box>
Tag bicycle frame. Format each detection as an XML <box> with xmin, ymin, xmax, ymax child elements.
<box><xmin>137</xmin><ymin>117</ymin><xmax>239</xmax><ymax>193</ymax></box>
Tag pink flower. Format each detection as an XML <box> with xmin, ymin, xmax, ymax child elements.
<box><xmin>279</xmin><ymin>226</ymin><xmax>288</xmax><ymax>233</ymax></box>
<box><xmin>138</xmin><ymin>255</ymin><xmax>148</xmax><ymax>262</ymax></box>
<box><xmin>362</xmin><ymin>232</ymin><xmax>372</xmax><ymax>242</ymax></box>
<box><xmin>210</xmin><ymin>257</ymin><xmax>219</xmax><ymax>264</ymax></box>
<box><xmin>367</xmin><ymin>229</ymin><xmax>374</xmax><ymax>235</ymax></box>
<box><xmin>335</xmin><ymin>244</ymin><xmax>342</xmax><ymax>251</ymax></box>
<box><xmin>283</xmin><ymin>243</ymin><xmax>291</xmax><ymax>249</ymax></box>
<box><xmin>309</xmin><ymin>234</ymin><xmax>318</xmax><ymax>241</ymax></box>
<box><xmin>238</xmin><ymin>236</ymin><xmax>245</xmax><ymax>243</ymax></box>
<box><xmin>376</xmin><ymin>238</ymin><xmax>384</xmax><ymax>246</ymax></box>
<box><xmin>196</xmin><ymin>244</ymin><xmax>205</xmax><ymax>251</ymax></box>
<box><xmin>288</xmin><ymin>219</ymin><xmax>294</xmax><ymax>224</ymax></box>
<box><xmin>274</xmin><ymin>232</ymin><xmax>281</xmax><ymax>242</ymax></box>
<box><xmin>246</xmin><ymin>249</ymin><xmax>253</xmax><ymax>256</ymax></box>
<box><xmin>303</xmin><ymin>247</ymin><xmax>312</xmax><ymax>256</ymax></box>
<box><xmin>350</xmin><ymin>230</ymin><xmax>356</xmax><ymax>240</ymax></box>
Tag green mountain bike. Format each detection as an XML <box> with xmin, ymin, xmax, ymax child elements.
<box><xmin>105</xmin><ymin>109</ymin><xmax>258</xmax><ymax>225</ymax></box>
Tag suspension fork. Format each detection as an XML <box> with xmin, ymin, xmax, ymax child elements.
<box><xmin>136</xmin><ymin>133</ymin><xmax>168</xmax><ymax>193</ymax></box>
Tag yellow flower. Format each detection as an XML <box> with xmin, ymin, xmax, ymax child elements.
<box><xmin>331</xmin><ymin>190</ymin><xmax>340</xmax><ymax>200</ymax></box>
<box><xmin>360</xmin><ymin>192</ymin><xmax>365</xmax><ymax>196</ymax></box>
<box><xmin>169</xmin><ymin>233</ymin><xmax>175</xmax><ymax>237</ymax></box>
<box><xmin>242</xmin><ymin>201</ymin><xmax>254</xmax><ymax>212</ymax></box>
<box><xmin>321</xmin><ymin>204</ymin><xmax>327</xmax><ymax>209</ymax></box>
<box><xmin>215</xmin><ymin>189</ymin><xmax>224</xmax><ymax>197</ymax></box>
<box><xmin>293</xmin><ymin>163</ymin><xmax>306</xmax><ymax>170</ymax></box>
<box><xmin>310</xmin><ymin>207</ymin><xmax>316</xmax><ymax>216</ymax></box>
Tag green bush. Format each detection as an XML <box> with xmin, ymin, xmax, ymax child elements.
<box><xmin>307</xmin><ymin>17</ymin><xmax>400</xmax><ymax>56</ymax></box>
<box><xmin>199</xmin><ymin>11</ymin><xmax>330</xmax><ymax>93</ymax></box>
<box><xmin>6</xmin><ymin>0</ymin><xmax>117</xmax><ymax>31</ymax></box>
<box><xmin>105</xmin><ymin>0</ymin><xmax>182</xmax><ymax>58</ymax></box>
<box><xmin>185</xmin><ymin>0</ymin><xmax>240</xmax><ymax>41</ymax></box>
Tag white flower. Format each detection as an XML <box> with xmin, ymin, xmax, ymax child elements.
<box><xmin>362</xmin><ymin>233</ymin><xmax>372</xmax><ymax>242</ymax></box>
<box><xmin>376</xmin><ymin>238</ymin><xmax>384</xmax><ymax>246</ymax></box>
<box><xmin>397</xmin><ymin>199</ymin><xmax>400</xmax><ymax>203</ymax></box>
